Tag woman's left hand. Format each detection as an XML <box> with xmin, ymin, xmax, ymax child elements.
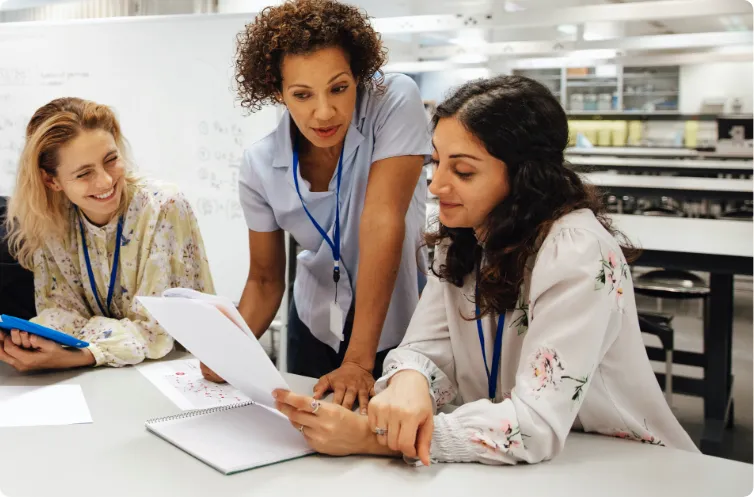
<box><xmin>273</xmin><ymin>389</ymin><xmax>390</xmax><ymax>457</ymax></box>
<box><xmin>312</xmin><ymin>361</ymin><xmax>375</xmax><ymax>413</ymax></box>
<box><xmin>0</xmin><ymin>330</ymin><xmax>95</xmax><ymax>372</ymax></box>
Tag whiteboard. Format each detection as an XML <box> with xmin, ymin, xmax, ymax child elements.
<box><xmin>0</xmin><ymin>14</ymin><xmax>279</xmax><ymax>301</ymax></box>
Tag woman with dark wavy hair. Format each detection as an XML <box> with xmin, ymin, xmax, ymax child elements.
<box><xmin>203</xmin><ymin>0</ymin><xmax>431</xmax><ymax>413</ymax></box>
<box><xmin>272</xmin><ymin>75</ymin><xmax>697</xmax><ymax>464</ymax></box>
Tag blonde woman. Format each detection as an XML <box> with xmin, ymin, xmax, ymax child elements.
<box><xmin>1</xmin><ymin>97</ymin><xmax>214</xmax><ymax>372</ymax></box>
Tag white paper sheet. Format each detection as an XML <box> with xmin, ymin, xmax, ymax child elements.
<box><xmin>0</xmin><ymin>385</ymin><xmax>92</xmax><ymax>427</ymax></box>
<box><xmin>137</xmin><ymin>358</ymin><xmax>250</xmax><ymax>410</ymax></box>
<box><xmin>137</xmin><ymin>294</ymin><xmax>289</xmax><ymax>411</ymax></box>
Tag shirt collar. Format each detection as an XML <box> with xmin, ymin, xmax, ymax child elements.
<box><xmin>77</xmin><ymin>209</ymin><xmax>120</xmax><ymax>236</ymax></box>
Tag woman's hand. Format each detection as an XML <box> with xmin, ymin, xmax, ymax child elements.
<box><xmin>312</xmin><ymin>361</ymin><xmax>374</xmax><ymax>413</ymax></box>
<box><xmin>200</xmin><ymin>362</ymin><xmax>226</xmax><ymax>383</ymax></box>
<box><xmin>368</xmin><ymin>370</ymin><xmax>435</xmax><ymax>466</ymax></box>
<box><xmin>0</xmin><ymin>330</ymin><xmax>95</xmax><ymax>372</ymax></box>
<box><xmin>273</xmin><ymin>389</ymin><xmax>397</xmax><ymax>458</ymax></box>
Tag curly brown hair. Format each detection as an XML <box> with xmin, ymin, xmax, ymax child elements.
<box><xmin>426</xmin><ymin>76</ymin><xmax>638</xmax><ymax>319</ymax></box>
<box><xmin>234</xmin><ymin>0</ymin><xmax>387</xmax><ymax>112</ymax></box>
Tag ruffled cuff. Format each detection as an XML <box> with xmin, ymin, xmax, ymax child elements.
<box><xmin>374</xmin><ymin>349</ymin><xmax>456</xmax><ymax>411</ymax></box>
<box><xmin>86</xmin><ymin>343</ymin><xmax>107</xmax><ymax>366</ymax></box>
<box><xmin>429</xmin><ymin>413</ymin><xmax>478</xmax><ymax>463</ymax></box>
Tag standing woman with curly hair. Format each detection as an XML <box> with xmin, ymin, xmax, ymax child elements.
<box><xmin>272</xmin><ymin>76</ymin><xmax>697</xmax><ymax>463</ymax></box>
<box><xmin>205</xmin><ymin>0</ymin><xmax>431</xmax><ymax>410</ymax></box>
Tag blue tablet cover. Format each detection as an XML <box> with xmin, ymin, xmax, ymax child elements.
<box><xmin>0</xmin><ymin>314</ymin><xmax>89</xmax><ymax>348</ymax></box>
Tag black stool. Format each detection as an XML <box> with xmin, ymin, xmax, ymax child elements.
<box><xmin>638</xmin><ymin>311</ymin><xmax>675</xmax><ymax>406</ymax></box>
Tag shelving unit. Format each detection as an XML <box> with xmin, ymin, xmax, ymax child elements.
<box><xmin>513</xmin><ymin>65</ymin><xmax>681</xmax><ymax>113</ymax></box>
<box><xmin>565</xmin><ymin>67</ymin><xmax>619</xmax><ymax>112</ymax></box>
<box><xmin>566</xmin><ymin>112</ymin><xmax>718</xmax><ymax>121</ymax></box>
<box><xmin>622</xmin><ymin>66</ymin><xmax>680</xmax><ymax>112</ymax></box>
<box><xmin>512</xmin><ymin>66</ymin><xmax>726</xmax><ymax>148</ymax></box>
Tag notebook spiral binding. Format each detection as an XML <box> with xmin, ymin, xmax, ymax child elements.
<box><xmin>146</xmin><ymin>400</ymin><xmax>257</xmax><ymax>425</ymax></box>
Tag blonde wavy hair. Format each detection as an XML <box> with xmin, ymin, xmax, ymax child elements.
<box><xmin>5</xmin><ymin>97</ymin><xmax>140</xmax><ymax>270</ymax></box>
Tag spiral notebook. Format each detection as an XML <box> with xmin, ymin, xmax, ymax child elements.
<box><xmin>138</xmin><ymin>290</ymin><xmax>314</xmax><ymax>475</ymax></box>
<box><xmin>145</xmin><ymin>401</ymin><xmax>314</xmax><ymax>475</ymax></box>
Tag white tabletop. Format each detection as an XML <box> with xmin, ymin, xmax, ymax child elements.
<box><xmin>584</xmin><ymin>172</ymin><xmax>753</xmax><ymax>193</ymax></box>
<box><xmin>427</xmin><ymin>203</ymin><xmax>752</xmax><ymax>259</ymax></box>
<box><xmin>1</xmin><ymin>353</ymin><xmax>751</xmax><ymax>497</ymax></box>
<box><xmin>610</xmin><ymin>214</ymin><xmax>754</xmax><ymax>258</ymax></box>
<box><xmin>568</xmin><ymin>156</ymin><xmax>754</xmax><ymax>172</ymax></box>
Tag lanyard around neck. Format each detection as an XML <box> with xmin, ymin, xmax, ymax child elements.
<box><xmin>291</xmin><ymin>132</ymin><xmax>344</xmax><ymax>288</ymax></box>
<box><xmin>77</xmin><ymin>211</ymin><xmax>123</xmax><ymax>318</ymax></box>
<box><xmin>475</xmin><ymin>265</ymin><xmax>505</xmax><ymax>400</ymax></box>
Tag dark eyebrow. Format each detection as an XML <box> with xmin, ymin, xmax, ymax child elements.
<box><xmin>288</xmin><ymin>72</ymin><xmax>350</xmax><ymax>90</ymax></box>
<box><xmin>430</xmin><ymin>140</ymin><xmax>482</xmax><ymax>161</ymax></box>
<box><xmin>449</xmin><ymin>153</ymin><xmax>482</xmax><ymax>161</ymax></box>
<box><xmin>327</xmin><ymin>72</ymin><xmax>349</xmax><ymax>84</ymax></box>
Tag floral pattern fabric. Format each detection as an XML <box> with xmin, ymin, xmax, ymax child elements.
<box><xmin>376</xmin><ymin>209</ymin><xmax>698</xmax><ymax>465</ymax></box>
<box><xmin>31</xmin><ymin>181</ymin><xmax>215</xmax><ymax>367</ymax></box>
<box><xmin>606</xmin><ymin>419</ymin><xmax>665</xmax><ymax>446</ymax></box>
<box><xmin>596</xmin><ymin>249</ymin><xmax>630</xmax><ymax>311</ymax></box>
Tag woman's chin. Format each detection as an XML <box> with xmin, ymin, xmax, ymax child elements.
<box><xmin>438</xmin><ymin>213</ymin><xmax>468</xmax><ymax>229</ymax></box>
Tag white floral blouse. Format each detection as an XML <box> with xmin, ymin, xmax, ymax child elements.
<box><xmin>30</xmin><ymin>181</ymin><xmax>215</xmax><ymax>367</ymax></box>
<box><xmin>374</xmin><ymin>208</ymin><xmax>698</xmax><ymax>464</ymax></box>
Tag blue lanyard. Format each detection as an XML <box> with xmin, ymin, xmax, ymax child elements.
<box><xmin>77</xmin><ymin>212</ymin><xmax>123</xmax><ymax>318</ymax></box>
<box><xmin>291</xmin><ymin>133</ymin><xmax>344</xmax><ymax>289</ymax></box>
<box><xmin>475</xmin><ymin>270</ymin><xmax>505</xmax><ymax>400</ymax></box>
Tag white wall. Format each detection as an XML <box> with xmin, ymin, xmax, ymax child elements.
<box><xmin>416</xmin><ymin>68</ymin><xmax>491</xmax><ymax>103</ymax></box>
<box><xmin>680</xmin><ymin>62</ymin><xmax>753</xmax><ymax>114</ymax></box>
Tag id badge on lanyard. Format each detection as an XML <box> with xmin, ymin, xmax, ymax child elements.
<box><xmin>291</xmin><ymin>133</ymin><xmax>346</xmax><ymax>341</ymax></box>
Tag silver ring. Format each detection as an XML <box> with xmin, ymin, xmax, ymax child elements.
<box><xmin>310</xmin><ymin>400</ymin><xmax>321</xmax><ymax>414</ymax></box>
<box><xmin>373</xmin><ymin>427</ymin><xmax>387</xmax><ymax>436</ymax></box>
<box><xmin>299</xmin><ymin>424</ymin><xmax>305</xmax><ymax>434</ymax></box>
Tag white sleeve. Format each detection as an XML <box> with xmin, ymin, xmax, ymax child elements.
<box><xmin>429</xmin><ymin>228</ymin><xmax>625</xmax><ymax>464</ymax></box>
<box><xmin>374</xmin><ymin>264</ymin><xmax>457</xmax><ymax>412</ymax></box>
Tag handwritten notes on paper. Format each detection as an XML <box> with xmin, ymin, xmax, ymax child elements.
<box><xmin>137</xmin><ymin>358</ymin><xmax>250</xmax><ymax>410</ymax></box>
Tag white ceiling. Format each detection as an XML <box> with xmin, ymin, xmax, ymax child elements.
<box><xmin>2</xmin><ymin>0</ymin><xmax>751</xmax><ymax>69</ymax></box>
<box><xmin>370</xmin><ymin>0</ymin><xmax>753</xmax><ymax>68</ymax></box>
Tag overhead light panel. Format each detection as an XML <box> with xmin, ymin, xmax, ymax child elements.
<box><xmin>557</xmin><ymin>24</ymin><xmax>578</xmax><ymax>35</ymax></box>
<box><xmin>504</xmin><ymin>1</ymin><xmax>525</xmax><ymax>13</ymax></box>
<box><xmin>449</xmin><ymin>28</ymin><xmax>488</xmax><ymax>48</ymax></box>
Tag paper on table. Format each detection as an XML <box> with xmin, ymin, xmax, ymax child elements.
<box><xmin>137</xmin><ymin>358</ymin><xmax>250</xmax><ymax>410</ymax></box>
<box><xmin>137</xmin><ymin>295</ymin><xmax>288</xmax><ymax>411</ymax></box>
<box><xmin>0</xmin><ymin>385</ymin><xmax>92</xmax><ymax>427</ymax></box>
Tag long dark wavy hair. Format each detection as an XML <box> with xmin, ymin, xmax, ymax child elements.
<box><xmin>426</xmin><ymin>75</ymin><xmax>637</xmax><ymax>318</ymax></box>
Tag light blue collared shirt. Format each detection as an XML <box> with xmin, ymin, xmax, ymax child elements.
<box><xmin>239</xmin><ymin>73</ymin><xmax>431</xmax><ymax>353</ymax></box>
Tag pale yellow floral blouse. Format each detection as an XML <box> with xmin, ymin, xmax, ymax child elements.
<box><xmin>30</xmin><ymin>181</ymin><xmax>215</xmax><ymax>367</ymax></box>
